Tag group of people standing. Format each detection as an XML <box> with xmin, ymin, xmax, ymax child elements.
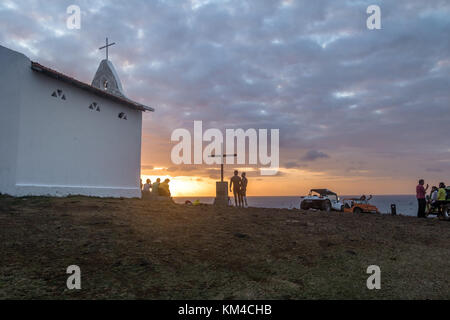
<box><xmin>230</xmin><ymin>170</ymin><xmax>248</xmax><ymax>207</ymax></box>
<box><xmin>416</xmin><ymin>179</ymin><xmax>448</xmax><ymax>218</ymax></box>
<box><xmin>141</xmin><ymin>178</ymin><xmax>171</xmax><ymax>197</ymax></box>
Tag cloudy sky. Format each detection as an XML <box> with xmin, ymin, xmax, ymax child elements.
<box><xmin>1</xmin><ymin>0</ymin><xmax>449</xmax><ymax>196</ymax></box>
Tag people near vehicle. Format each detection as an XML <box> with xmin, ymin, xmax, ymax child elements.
<box><xmin>437</xmin><ymin>182</ymin><xmax>447</xmax><ymax>217</ymax></box>
<box><xmin>416</xmin><ymin>179</ymin><xmax>429</xmax><ymax>218</ymax></box>
<box><xmin>430</xmin><ymin>186</ymin><xmax>438</xmax><ymax>205</ymax></box>
<box><xmin>159</xmin><ymin>178</ymin><xmax>171</xmax><ymax>197</ymax></box>
<box><xmin>152</xmin><ymin>178</ymin><xmax>161</xmax><ymax>196</ymax></box>
<box><xmin>140</xmin><ymin>179</ymin><xmax>143</xmax><ymax>191</ymax></box>
<box><xmin>143</xmin><ymin>179</ymin><xmax>152</xmax><ymax>193</ymax></box>
<box><xmin>230</xmin><ymin>170</ymin><xmax>243</xmax><ymax>207</ymax></box>
<box><xmin>241</xmin><ymin>172</ymin><xmax>248</xmax><ymax>208</ymax></box>
<box><xmin>425</xmin><ymin>186</ymin><xmax>438</xmax><ymax>217</ymax></box>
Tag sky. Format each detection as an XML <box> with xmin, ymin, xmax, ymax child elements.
<box><xmin>1</xmin><ymin>0</ymin><xmax>449</xmax><ymax>196</ymax></box>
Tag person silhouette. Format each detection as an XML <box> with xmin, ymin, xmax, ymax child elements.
<box><xmin>241</xmin><ymin>172</ymin><xmax>248</xmax><ymax>207</ymax></box>
<box><xmin>152</xmin><ymin>178</ymin><xmax>161</xmax><ymax>196</ymax></box>
<box><xmin>159</xmin><ymin>178</ymin><xmax>171</xmax><ymax>197</ymax></box>
<box><xmin>230</xmin><ymin>170</ymin><xmax>243</xmax><ymax>207</ymax></box>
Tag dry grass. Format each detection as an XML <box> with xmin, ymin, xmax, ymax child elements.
<box><xmin>0</xmin><ymin>195</ymin><xmax>449</xmax><ymax>299</ymax></box>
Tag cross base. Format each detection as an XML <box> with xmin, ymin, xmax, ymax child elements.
<box><xmin>213</xmin><ymin>181</ymin><xmax>229</xmax><ymax>206</ymax></box>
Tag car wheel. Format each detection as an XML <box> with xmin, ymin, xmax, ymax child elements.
<box><xmin>322</xmin><ymin>201</ymin><xmax>331</xmax><ymax>212</ymax></box>
<box><xmin>444</xmin><ymin>207</ymin><xmax>450</xmax><ymax>220</ymax></box>
<box><xmin>354</xmin><ymin>207</ymin><xmax>362</xmax><ymax>214</ymax></box>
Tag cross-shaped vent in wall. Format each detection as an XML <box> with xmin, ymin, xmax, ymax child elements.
<box><xmin>89</xmin><ymin>102</ymin><xmax>101</xmax><ymax>112</ymax></box>
<box><xmin>118</xmin><ymin>112</ymin><xmax>127</xmax><ymax>120</ymax></box>
<box><xmin>51</xmin><ymin>89</ymin><xmax>66</xmax><ymax>100</ymax></box>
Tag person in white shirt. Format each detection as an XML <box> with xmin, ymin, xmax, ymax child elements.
<box><xmin>430</xmin><ymin>186</ymin><xmax>438</xmax><ymax>205</ymax></box>
<box><xmin>426</xmin><ymin>186</ymin><xmax>439</xmax><ymax>216</ymax></box>
<box><xmin>143</xmin><ymin>179</ymin><xmax>152</xmax><ymax>193</ymax></box>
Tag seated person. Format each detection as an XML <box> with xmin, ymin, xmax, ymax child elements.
<box><xmin>152</xmin><ymin>178</ymin><xmax>160</xmax><ymax>196</ymax></box>
<box><xmin>142</xmin><ymin>179</ymin><xmax>151</xmax><ymax>193</ymax></box>
<box><xmin>158</xmin><ymin>179</ymin><xmax>171</xmax><ymax>197</ymax></box>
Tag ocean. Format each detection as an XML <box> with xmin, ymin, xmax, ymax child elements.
<box><xmin>174</xmin><ymin>195</ymin><xmax>419</xmax><ymax>216</ymax></box>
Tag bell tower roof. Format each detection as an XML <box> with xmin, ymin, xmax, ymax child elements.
<box><xmin>91</xmin><ymin>59</ymin><xmax>126</xmax><ymax>98</ymax></box>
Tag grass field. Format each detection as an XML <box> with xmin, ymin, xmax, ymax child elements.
<box><xmin>0</xmin><ymin>195</ymin><xmax>449</xmax><ymax>299</ymax></box>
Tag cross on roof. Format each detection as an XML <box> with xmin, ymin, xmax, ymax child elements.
<box><xmin>99</xmin><ymin>37</ymin><xmax>116</xmax><ymax>60</ymax></box>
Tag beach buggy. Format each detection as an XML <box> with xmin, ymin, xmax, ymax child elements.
<box><xmin>300</xmin><ymin>189</ymin><xmax>343</xmax><ymax>212</ymax></box>
<box><xmin>342</xmin><ymin>195</ymin><xmax>380</xmax><ymax>214</ymax></box>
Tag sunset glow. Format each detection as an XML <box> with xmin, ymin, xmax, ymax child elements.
<box><xmin>141</xmin><ymin>174</ymin><xmax>215</xmax><ymax>197</ymax></box>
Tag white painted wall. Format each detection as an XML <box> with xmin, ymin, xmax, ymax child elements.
<box><xmin>0</xmin><ymin>45</ymin><xmax>144</xmax><ymax>198</ymax></box>
<box><xmin>0</xmin><ymin>46</ymin><xmax>25</xmax><ymax>195</ymax></box>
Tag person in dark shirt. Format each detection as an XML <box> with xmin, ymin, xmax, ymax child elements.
<box><xmin>159</xmin><ymin>179</ymin><xmax>171</xmax><ymax>197</ymax></box>
<box><xmin>230</xmin><ymin>170</ymin><xmax>243</xmax><ymax>207</ymax></box>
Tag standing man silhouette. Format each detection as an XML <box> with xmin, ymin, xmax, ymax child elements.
<box><xmin>230</xmin><ymin>170</ymin><xmax>243</xmax><ymax>207</ymax></box>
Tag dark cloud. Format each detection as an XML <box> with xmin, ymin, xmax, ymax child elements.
<box><xmin>283</xmin><ymin>161</ymin><xmax>308</xmax><ymax>169</ymax></box>
<box><xmin>167</xmin><ymin>166</ymin><xmax>200</xmax><ymax>172</ymax></box>
<box><xmin>301</xmin><ymin>150</ymin><xmax>330</xmax><ymax>162</ymax></box>
<box><xmin>284</xmin><ymin>161</ymin><xmax>300</xmax><ymax>169</ymax></box>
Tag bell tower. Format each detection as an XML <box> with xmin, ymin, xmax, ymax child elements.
<box><xmin>91</xmin><ymin>37</ymin><xmax>126</xmax><ymax>98</ymax></box>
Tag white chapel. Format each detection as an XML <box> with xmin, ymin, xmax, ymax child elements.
<box><xmin>0</xmin><ymin>42</ymin><xmax>154</xmax><ymax>198</ymax></box>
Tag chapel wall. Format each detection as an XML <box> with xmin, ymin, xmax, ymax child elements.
<box><xmin>13</xmin><ymin>61</ymin><xmax>142</xmax><ymax>197</ymax></box>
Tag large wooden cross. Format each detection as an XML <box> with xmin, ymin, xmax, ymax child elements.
<box><xmin>99</xmin><ymin>37</ymin><xmax>116</xmax><ymax>60</ymax></box>
<box><xmin>209</xmin><ymin>152</ymin><xmax>237</xmax><ymax>182</ymax></box>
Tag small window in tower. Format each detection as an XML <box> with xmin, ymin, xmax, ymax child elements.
<box><xmin>103</xmin><ymin>80</ymin><xmax>109</xmax><ymax>90</ymax></box>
